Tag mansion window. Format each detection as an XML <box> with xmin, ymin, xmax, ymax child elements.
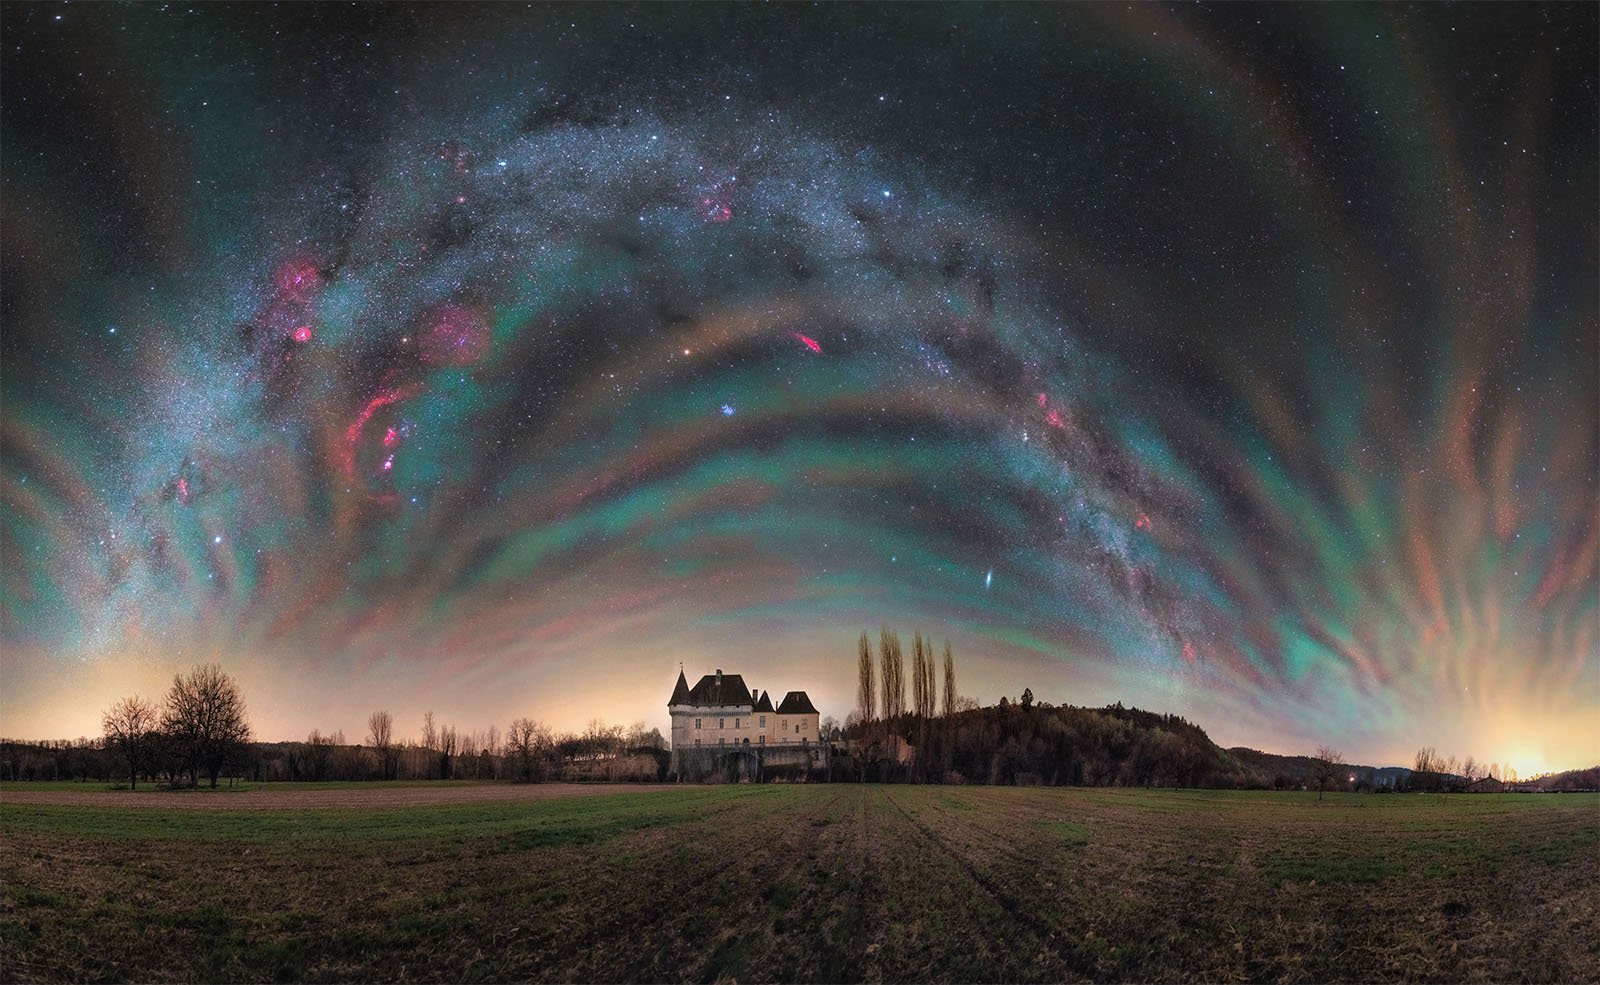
<box><xmin>759</xmin><ymin>715</ymin><xmax>766</xmax><ymax>728</ymax></box>
<box><xmin>719</xmin><ymin>738</ymin><xmax>725</xmax><ymax>746</ymax></box>
<box><xmin>695</xmin><ymin>718</ymin><xmax>702</xmax><ymax>730</ymax></box>
<box><xmin>719</xmin><ymin>718</ymin><xmax>725</xmax><ymax>729</ymax></box>
<box><xmin>694</xmin><ymin>739</ymin><xmax>701</xmax><ymax>747</ymax></box>
<box><xmin>757</xmin><ymin>735</ymin><xmax>765</xmax><ymax>745</ymax></box>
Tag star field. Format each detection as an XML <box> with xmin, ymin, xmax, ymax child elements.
<box><xmin>1</xmin><ymin>4</ymin><xmax>1595</xmax><ymax>772</ymax></box>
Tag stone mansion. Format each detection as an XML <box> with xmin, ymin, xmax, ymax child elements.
<box><xmin>668</xmin><ymin>668</ymin><xmax>820</xmax><ymax>752</ymax></box>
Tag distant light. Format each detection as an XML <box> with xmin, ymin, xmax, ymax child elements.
<box><xmin>213</xmin><ymin>535</ymin><xmax>223</xmax><ymax>544</ymax></box>
<box><xmin>985</xmin><ymin>569</ymin><xmax>993</xmax><ymax>589</ymax></box>
<box><xmin>720</xmin><ymin>404</ymin><xmax>736</xmax><ymax>416</ymax></box>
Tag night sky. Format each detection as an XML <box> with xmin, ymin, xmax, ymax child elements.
<box><xmin>2</xmin><ymin>3</ymin><xmax>1595</xmax><ymax>773</ymax></box>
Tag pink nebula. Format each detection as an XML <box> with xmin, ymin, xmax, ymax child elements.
<box><xmin>274</xmin><ymin>260</ymin><xmax>322</xmax><ymax>303</ymax></box>
<box><xmin>420</xmin><ymin>307</ymin><xmax>491</xmax><ymax>366</ymax></box>
<box><xmin>340</xmin><ymin>386</ymin><xmax>421</xmax><ymax>483</ymax></box>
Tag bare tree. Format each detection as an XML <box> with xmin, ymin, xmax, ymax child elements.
<box><xmin>880</xmin><ymin>627</ymin><xmax>904</xmax><ymax>722</ymax></box>
<box><xmin>911</xmin><ymin>632</ymin><xmax>930</xmax><ymax>721</ymax></box>
<box><xmin>857</xmin><ymin>632</ymin><xmax>876</xmax><ymax>723</ymax></box>
<box><xmin>1311</xmin><ymin>745</ymin><xmax>1344</xmax><ymax>800</ymax></box>
<box><xmin>626</xmin><ymin>720</ymin><xmax>650</xmax><ymax>750</ymax></box>
<box><xmin>1414</xmin><ymin>746</ymin><xmax>1439</xmax><ymax>773</ymax></box>
<box><xmin>306</xmin><ymin>729</ymin><xmax>334</xmax><ymax>782</ymax></box>
<box><xmin>1461</xmin><ymin>756</ymin><xmax>1479</xmax><ymax>783</ymax></box>
<box><xmin>438</xmin><ymin>724</ymin><xmax>457</xmax><ymax>779</ymax></box>
<box><xmin>942</xmin><ymin>640</ymin><xmax>956</xmax><ymax>717</ymax></box>
<box><xmin>480</xmin><ymin>724</ymin><xmax>500</xmax><ymax>779</ymax></box>
<box><xmin>506</xmin><ymin>717</ymin><xmax>549</xmax><ymax>781</ymax></box>
<box><xmin>102</xmin><ymin>695</ymin><xmax>159</xmax><ymax>790</ymax></box>
<box><xmin>368</xmin><ymin>710</ymin><xmax>397</xmax><ymax>780</ymax></box>
<box><xmin>917</xmin><ymin>636</ymin><xmax>936</xmax><ymax>720</ymax></box>
<box><xmin>162</xmin><ymin>664</ymin><xmax>252</xmax><ymax>788</ymax></box>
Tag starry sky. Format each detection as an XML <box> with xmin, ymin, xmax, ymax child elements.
<box><xmin>2</xmin><ymin>3</ymin><xmax>1595</xmax><ymax>773</ymax></box>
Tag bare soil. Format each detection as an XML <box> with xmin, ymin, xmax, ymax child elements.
<box><xmin>2</xmin><ymin>785</ymin><xmax>1596</xmax><ymax>983</ymax></box>
<box><xmin>0</xmin><ymin>781</ymin><xmax>677</xmax><ymax>811</ymax></box>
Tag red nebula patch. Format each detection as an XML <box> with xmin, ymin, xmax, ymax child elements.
<box><xmin>274</xmin><ymin>260</ymin><xmax>322</xmax><ymax>303</ymax></box>
<box><xmin>340</xmin><ymin>386</ymin><xmax>421</xmax><ymax>484</ymax></box>
<box><xmin>437</xmin><ymin>141</ymin><xmax>472</xmax><ymax>174</ymax></box>
<box><xmin>1044</xmin><ymin>408</ymin><xmax>1065</xmax><ymax>429</ymax></box>
<box><xmin>1135</xmin><ymin>513</ymin><xmax>1152</xmax><ymax>531</ymax></box>
<box><xmin>792</xmin><ymin>332</ymin><xmax>822</xmax><ymax>353</ymax></box>
<box><xmin>1037</xmin><ymin>392</ymin><xmax>1048</xmax><ymax>408</ymax></box>
<box><xmin>1182</xmin><ymin>641</ymin><xmax>1197</xmax><ymax>663</ymax></box>
<box><xmin>700</xmin><ymin>196</ymin><xmax>733</xmax><ymax>222</ymax></box>
<box><xmin>420</xmin><ymin>307</ymin><xmax>491</xmax><ymax>366</ymax></box>
<box><xmin>292</xmin><ymin>325</ymin><xmax>313</xmax><ymax>343</ymax></box>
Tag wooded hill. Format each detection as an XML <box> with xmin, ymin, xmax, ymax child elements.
<box><xmin>852</xmin><ymin>700</ymin><xmax>1401</xmax><ymax>790</ymax></box>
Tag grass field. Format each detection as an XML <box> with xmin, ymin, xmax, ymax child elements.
<box><xmin>2</xmin><ymin>783</ymin><xmax>1596</xmax><ymax>983</ymax></box>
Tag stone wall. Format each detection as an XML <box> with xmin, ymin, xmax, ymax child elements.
<box><xmin>669</xmin><ymin>742</ymin><xmax>832</xmax><ymax>783</ymax></box>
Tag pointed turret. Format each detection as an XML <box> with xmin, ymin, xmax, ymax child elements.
<box><xmin>669</xmin><ymin>668</ymin><xmax>691</xmax><ymax>706</ymax></box>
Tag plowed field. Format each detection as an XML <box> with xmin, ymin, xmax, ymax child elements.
<box><xmin>2</xmin><ymin>784</ymin><xmax>1595</xmax><ymax>982</ymax></box>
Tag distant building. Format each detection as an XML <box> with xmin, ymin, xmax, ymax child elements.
<box><xmin>667</xmin><ymin>668</ymin><xmax>820</xmax><ymax>754</ymax></box>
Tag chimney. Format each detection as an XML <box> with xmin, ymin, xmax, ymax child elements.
<box><xmin>715</xmin><ymin>668</ymin><xmax>722</xmax><ymax>684</ymax></box>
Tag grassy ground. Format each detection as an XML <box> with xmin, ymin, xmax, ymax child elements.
<box><xmin>2</xmin><ymin>784</ymin><xmax>1595</xmax><ymax>983</ymax></box>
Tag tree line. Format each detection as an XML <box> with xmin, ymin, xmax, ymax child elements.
<box><xmin>836</xmin><ymin>630</ymin><xmax>1562</xmax><ymax>791</ymax></box>
<box><xmin>100</xmin><ymin>664</ymin><xmax>251</xmax><ymax>788</ymax></box>
<box><xmin>1408</xmin><ymin>746</ymin><xmax>1519</xmax><ymax>788</ymax></box>
<box><xmin>1</xmin><ymin>654</ymin><xmax>1581</xmax><ymax>792</ymax></box>
<box><xmin>78</xmin><ymin>663</ymin><xmax>671</xmax><ymax>788</ymax></box>
<box><xmin>845</xmin><ymin>637</ymin><xmax>1269</xmax><ymax>788</ymax></box>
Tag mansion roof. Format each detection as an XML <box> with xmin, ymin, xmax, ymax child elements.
<box><xmin>775</xmin><ymin>691</ymin><xmax>818</xmax><ymax>715</ymax></box>
<box><xmin>669</xmin><ymin>670</ymin><xmax>814</xmax><ymax>715</ymax></box>
<box><xmin>670</xmin><ymin>670</ymin><xmax>752</xmax><ymax>708</ymax></box>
